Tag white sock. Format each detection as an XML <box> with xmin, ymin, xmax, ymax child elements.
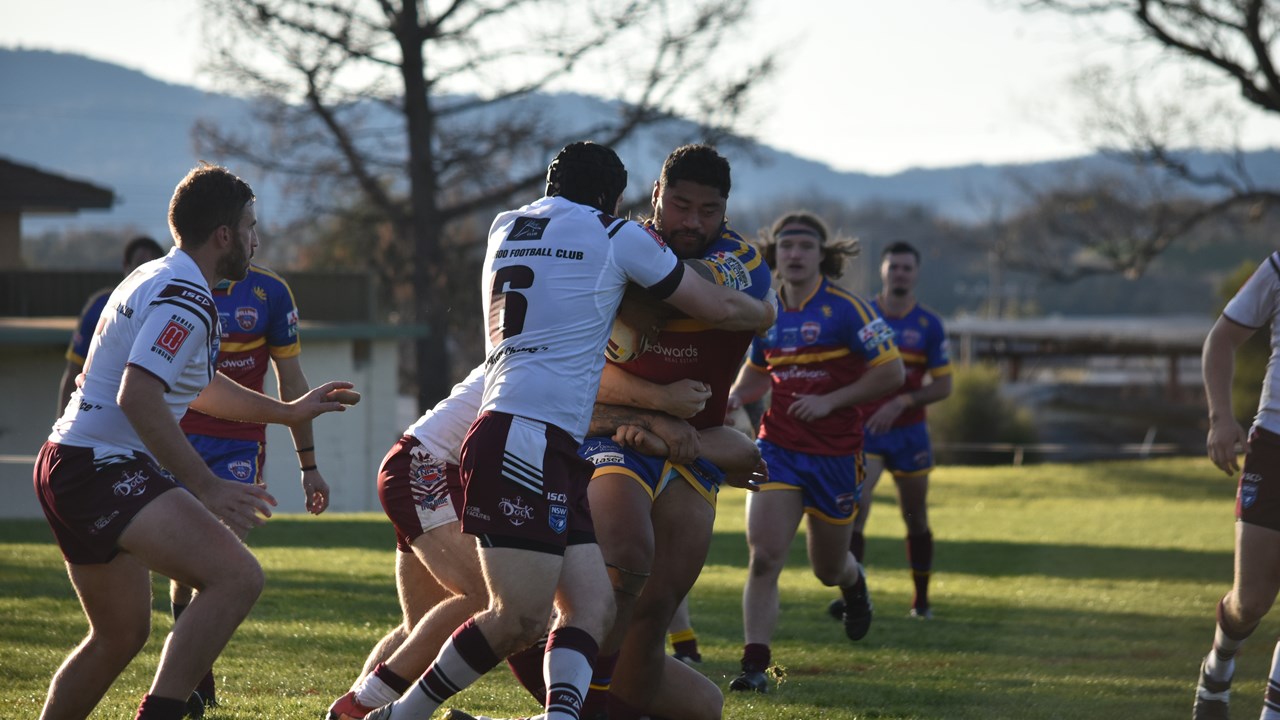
<box><xmin>1263</xmin><ymin>641</ymin><xmax>1280</xmax><ymax>719</ymax></box>
<box><xmin>355</xmin><ymin>673</ymin><xmax>402</xmax><ymax>708</ymax></box>
<box><xmin>544</xmin><ymin>646</ymin><xmax>593</xmax><ymax>720</ymax></box>
<box><xmin>389</xmin><ymin>636</ymin><xmax>487</xmax><ymax>720</ymax></box>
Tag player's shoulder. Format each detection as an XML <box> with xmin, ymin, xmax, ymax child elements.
<box><xmin>912</xmin><ymin>302</ymin><xmax>947</xmax><ymax>327</ymax></box>
<box><xmin>820</xmin><ymin>280</ymin><xmax>871</xmax><ymax>312</ymax></box>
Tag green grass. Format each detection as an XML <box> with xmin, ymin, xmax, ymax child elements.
<box><xmin>0</xmin><ymin>457</ymin><xmax>1254</xmax><ymax>718</ymax></box>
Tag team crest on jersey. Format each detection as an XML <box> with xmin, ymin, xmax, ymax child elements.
<box><xmin>548</xmin><ymin>503</ymin><xmax>568</xmax><ymax>534</ymax></box>
<box><xmin>901</xmin><ymin>327</ymin><xmax>922</xmax><ymax>347</ymax></box>
<box><xmin>509</xmin><ymin>216</ymin><xmax>550</xmax><ymax>241</ymax></box>
<box><xmin>253</xmin><ymin>286</ymin><xmax>267</xmax><ymax>302</ymax></box>
<box><xmin>801</xmin><ymin>321</ymin><xmax>822</xmax><ymax>344</ymax></box>
<box><xmin>228</xmin><ymin>460</ymin><xmax>254</xmax><ymax>481</ymax></box>
<box><xmin>236</xmin><ymin>306</ymin><xmax>259</xmax><ymax>331</ymax></box>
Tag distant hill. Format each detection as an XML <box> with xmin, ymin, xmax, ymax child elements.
<box><xmin>2</xmin><ymin>47</ymin><xmax>1277</xmax><ymax>243</ymax></box>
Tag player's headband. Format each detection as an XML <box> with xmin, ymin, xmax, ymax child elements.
<box><xmin>775</xmin><ymin>223</ymin><xmax>825</xmax><ymax>244</ymax></box>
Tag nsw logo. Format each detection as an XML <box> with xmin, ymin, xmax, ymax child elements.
<box><xmin>548</xmin><ymin>504</ymin><xmax>568</xmax><ymax>534</ymax></box>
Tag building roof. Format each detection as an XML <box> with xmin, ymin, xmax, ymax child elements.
<box><xmin>0</xmin><ymin>157</ymin><xmax>114</xmax><ymax>213</ymax></box>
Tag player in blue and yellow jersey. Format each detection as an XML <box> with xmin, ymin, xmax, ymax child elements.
<box><xmin>828</xmin><ymin>240</ymin><xmax>952</xmax><ymax>622</ymax></box>
<box><xmin>174</xmin><ymin>262</ymin><xmax>332</xmax><ymax>708</ymax></box>
<box><xmin>726</xmin><ymin>211</ymin><xmax>904</xmax><ymax>693</ymax></box>
<box><xmin>57</xmin><ymin>235</ymin><xmax>166</xmax><ymax>417</ymax></box>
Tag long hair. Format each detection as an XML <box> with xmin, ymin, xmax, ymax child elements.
<box><xmin>759</xmin><ymin>210</ymin><xmax>859</xmax><ymax>279</ymax></box>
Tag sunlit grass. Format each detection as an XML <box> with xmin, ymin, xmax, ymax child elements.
<box><xmin>0</xmin><ymin>457</ymin><xmax>1250</xmax><ymax>719</ymax></box>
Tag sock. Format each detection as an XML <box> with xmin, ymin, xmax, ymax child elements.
<box><xmin>388</xmin><ymin>618</ymin><xmax>501</xmax><ymax>720</ymax></box>
<box><xmin>1265</xmin><ymin>641</ymin><xmax>1280</xmax><ymax>719</ymax></box>
<box><xmin>580</xmin><ymin>651</ymin><xmax>617</xmax><ymax>718</ymax></box>
<box><xmin>1206</xmin><ymin>596</ymin><xmax>1258</xmax><ymax>682</ymax></box>
<box><xmin>356</xmin><ymin>662</ymin><xmax>412</xmax><ymax>708</ymax></box>
<box><xmin>741</xmin><ymin>643</ymin><xmax>770</xmax><ymax>673</ymax></box>
<box><xmin>669</xmin><ymin>628</ymin><xmax>701</xmax><ymax>661</ymax></box>
<box><xmin>544</xmin><ymin>626</ymin><xmax>598</xmax><ymax>720</ymax></box>
<box><xmin>849</xmin><ymin>531</ymin><xmax>866</xmax><ymax>563</ymax></box>
<box><xmin>134</xmin><ymin>694</ymin><xmax>186</xmax><ymax>720</ymax></box>
<box><xmin>507</xmin><ymin>637</ymin><xmax>549</xmax><ymax>701</ymax></box>
<box><xmin>840</xmin><ymin>566</ymin><xmax>868</xmax><ymax>606</ymax></box>
<box><xmin>906</xmin><ymin>531</ymin><xmax>933</xmax><ymax>609</ymax></box>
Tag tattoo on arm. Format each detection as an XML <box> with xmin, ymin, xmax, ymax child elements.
<box><xmin>587</xmin><ymin>403</ymin><xmax>663</xmax><ymax>437</ymax></box>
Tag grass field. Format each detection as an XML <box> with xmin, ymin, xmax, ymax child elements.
<box><xmin>0</xmin><ymin>456</ymin><xmax>1258</xmax><ymax>719</ymax></box>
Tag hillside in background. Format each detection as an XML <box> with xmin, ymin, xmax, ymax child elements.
<box><xmin>3</xmin><ymin>48</ymin><xmax>1277</xmax><ymax>318</ymax></box>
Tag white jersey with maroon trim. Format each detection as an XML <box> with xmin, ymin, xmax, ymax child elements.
<box><xmin>51</xmin><ymin>248</ymin><xmax>220</xmax><ymax>460</ymax></box>
<box><xmin>1224</xmin><ymin>251</ymin><xmax>1280</xmax><ymax>435</ymax></box>
<box><xmin>480</xmin><ymin>195</ymin><xmax>682</xmax><ymax>441</ymax></box>
<box><xmin>405</xmin><ymin>363</ymin><xmax>486</xmax><ymax>465</ymax></box>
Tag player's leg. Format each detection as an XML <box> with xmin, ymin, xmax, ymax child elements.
<box><xmin>545</xmin><ymin>541</ymin><xmax>614</xmax><ymax>720</ymax></box>
<box><xmin>121</xmin><ymin>488</ymin><xmax>265</xmax><ymax>707</ymax></box>
<box><xmin>733</xmin><ymin>487</ymin><xmax>803</xmax><ymax>692</ymax></box>
<box><xmin>40</xmin><ymin>555</ymin><xmax>153</xmax><ymax>720</ymax></box>
<box><xmin>1196</xmin><ymin>429</ymin><xmax>1280</xmax><ymax>719</ymax></box>
<box><xmin>830</xmin><ymin>453</ymin><xmax>884</xmax><ymax>620</ymax></box>
<box><xmin>610</xmin><ymin>478</ymin><xmax>717</xmax><ymax>717</ymax></box>
<box><xmin>668</xmin><ymin>595</ymin><xmax>702</xmax><ymax>666</ymax></box>
<box><xmin>641</xmin><ymin>655</ymin><xmax>723</xmax><ymax>720</ymax></box>
<box><xmin>894</xmin><ymin>471</ymin><xmax>933</xmax><ymax>617</ymax></box>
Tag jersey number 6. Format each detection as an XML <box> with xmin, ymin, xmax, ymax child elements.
<box><xmin>488</xmin><ymin>265</ymin><xmax>534</xmax><ymax>343</ymax></box>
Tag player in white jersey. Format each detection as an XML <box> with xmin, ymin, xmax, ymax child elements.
<box><xmin>1195</xmin><ymin>250</ymin><xmax>1280</xmax><ymax>720</ymax></box>
<box><xmin>362</xmin><ymin>141</ymin><xmax>775</xmax><ymax>720</ymax></box>
<box><xmin>32</xmin><ymin>164</ymin><xmax>356</xmax><ymax>720</ymax></box>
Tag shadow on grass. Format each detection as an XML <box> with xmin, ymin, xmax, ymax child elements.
<box><xmin>705</xmin><ymin>532</ymin><xmax>1231</xmax><ymax>584</ymax></box>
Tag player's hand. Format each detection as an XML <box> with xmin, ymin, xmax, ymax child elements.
<box><xmin>723</xmin><ymin>458</ymin><xmax>768</xmax><ymax>492</ymax></box>
<box><xmin>301</xmin><ymin>468</ymin><xmax>330</xmax><ymax>514</ymax></box>
<box><xmin>661</xmin><ymin>379</ymin><xmax>711</xmax><ymax>419</ymax></box>
<box><xmin>613</xmin><ymin>424</ymin><xmax>671</xmax><ymax>457</ymax></box>
<box><xmin>865</xmin><ymin>398</ymin><xmax>905</xmax><ymax>434</ymax></box>
<box><xmin>1207</xmin><ymin>419</ymin><xmax>1249</xmax><ymax>476</ymax></box>
<box><xmin>788</xmin><ymin>394</ymin><xmax>834</xmax><ymax>423</ymax></box>
<box><xmin>288</xmin><ymin>381</ymin><xmax>358</xmax><ymax>425</ymax></box>
<box><xmin>201</xmin><ymin>478</ymin><xmax>277</xmax><ymax>532</ymax></box>
<box><xmin>649</xmin><ymin>414</ymin><xmax>700</xmax><ymax>465</ymax></box>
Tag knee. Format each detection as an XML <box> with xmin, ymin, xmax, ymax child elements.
<box><xmin>747</xmin><ymin>548</ymin><xmax>785</xmax><ymax>579</ymax></box>
<box><xmin>89</xmin><ymin>616</ymin><xmax>151</xmax><ymax>660</ymax></box>
<box><xmin>1229</xmin><ymin>592</ymin><xmax>1274</xmax><ymax>626</ymax></box>
<box><xmin>483</xmin><ymin>606</ymin><xmax>550</xmax><ymax>653</ymax></box>
<box><xmin>812</xmin><ymin>561</ymin><xmax>845</xmax><ymax>587</ymax></box>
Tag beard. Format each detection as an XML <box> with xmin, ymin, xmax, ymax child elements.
<box><xmin>890</xmin><ymin>286</ymin><xmax>909</xmax><ymax>297</ymax></box>
<box><xmin>216</xmin><ymin>230</ymin><xmax>250</xmax><ymax>281</ymax></box>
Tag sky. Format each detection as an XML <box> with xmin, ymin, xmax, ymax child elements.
<box><xmin>1</xmin><ymin>0</ymin><xmax>1274</xmax><ymax>175</ymax></box>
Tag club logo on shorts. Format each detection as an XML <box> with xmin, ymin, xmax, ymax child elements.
<box><xmin>113</xmin><ymin>469</ymin><xmax>149</xmax><ymax>497</ymax></box>
<box><xmin>236</xmin><ymin>306</ymin><xmax>259</xmax><ymax>331</ymax></box>
<box><xmin>548</xmin><ymin>504</ymin><xmax>568</xmax><ymax>534</ymax></box>
<box><xmin>836</xmin><ymin>491</ymin><xmax>857</xmax><ymax>516</ymax></box>
<box><xmin>410</xmin><ymin>453</ymin><xmax>451</xmax><ymax>512</ymax></box>
<box><xmin>499</xmin><ymin>496</ymin><xmax>534</xmax><ymax>526</ymax></box>
<box><xmin>1241</xmin><ymin>472</ymin><xmax>1263</xmax><ymax>509</ymax></box>
<box><xmin>228</xmin><ymin>460</ymin><xmax>254</xmax><ymax>482</ymax></box>
<box><xmin>88</xmin><ymin>511</ymin><xmax>120</xmax><ymax>535</ymax></box>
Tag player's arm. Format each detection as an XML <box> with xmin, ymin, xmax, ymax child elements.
<box><xmin>1203</xmin><ymin>314</ymin><xmax>1254</xmax><ymax>475</ymax></box>
<box><xmin>597</xmin><ymin>363</ymin><xmax>710</xmax><ymax>419</ymax></box>
<box><xmin>869</xmin><ymin>372</ymin><xmax>952</xmax><ymax>432</ymax></box>
<box><xmin>118</xmin><ymin>366</ymin><xmax>276</xmax><ymax>530</ymax></box>
<box><xmin>698</xmin><ymin>425</ymin><xmax>760</xmax><ymax>474</ymax></box>
<box><xmin>588</xmin><ymin>403</ymin><xmax>700</xmax><ymax>464</ymax></box>
<box><xmin>273</xmin><ymin>354</ymin><xmax>331</xmax><ymax>514</ymax></box>
<box><xmin>189</xmin><ymin>371</ymin><xmax>355</xmax><ymax>426</ymax></box>
<box><xmin>662</xmin><ymin>266</ymin><xmax>776</xmax><ymax>333</ymax></box>
<box><xmin>56</xmin><ymin>361</ymin><xmax>81</xmax><ymax>418</ymax></box>
<box><xmin>789</xmin><ymin>357</ymin><xmax>905</xmax><ymax>423</ymax></box>
<box><xmin>727</xmin><ymin>361</ymin><xmax>771</xmax><ymax>410</ymax></box>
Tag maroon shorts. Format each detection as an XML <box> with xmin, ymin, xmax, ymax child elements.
<box><xmin>1238</xmin><ymin>427</ymin><xmax>1280</xmax><ymax>531</ymax></box>
<box><xmin>458</xmin><ymin>411</ymin><xmax>595</xmax><ymax>555</ymax></box>
<box><xmin>378</xmin><ymin>435</ymin><xmax>465</xmax><ymax>552</ymax></box>
<box><xmin>33</xmin><ymin>441</ymin><xmax>181</xmax><ymax>565</ymax></box>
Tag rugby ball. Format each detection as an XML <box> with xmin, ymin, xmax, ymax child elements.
<box><xmin>605</xmin><ymin>317</ymin><xmax>647</xmax><ymax>363</ymax></box>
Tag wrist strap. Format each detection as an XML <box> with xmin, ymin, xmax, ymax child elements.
<box><xmin>300</xmin><ymin>464</ymin><xmax>318</xmax><ymax>472</ymax></box>
<box><xmin>295</xmin><ymin>446</ymin><xmax>315</xmax><ymax>454</ymax></box>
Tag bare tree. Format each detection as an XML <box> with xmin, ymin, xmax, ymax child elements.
<box><xmin>1004</xmin><ymin>0</ymin><xmax>1280</xmax><ymax>278</ymax></box>
<box><xmin>195</xmin><ymin>0</ymin><xmax>774</xmax><ymax>409</ymax></box>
